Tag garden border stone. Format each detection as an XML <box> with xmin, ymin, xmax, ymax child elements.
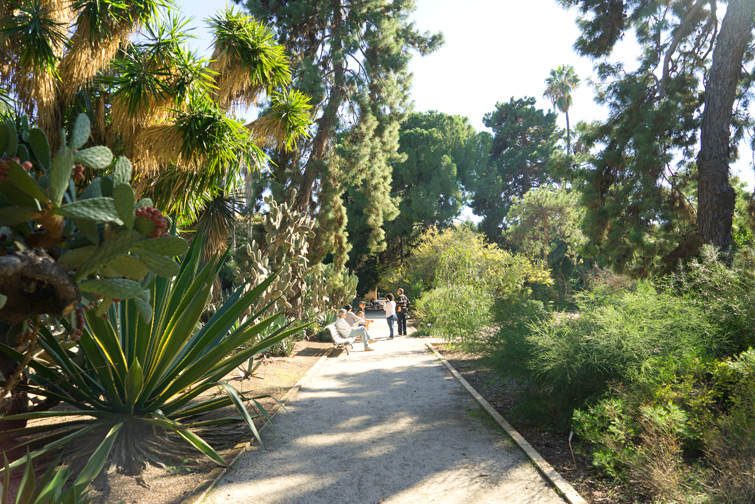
<box><xmin>426</xmin><ymin>342</ymin><xmax>588</xmax><ymax>504</ymax></box>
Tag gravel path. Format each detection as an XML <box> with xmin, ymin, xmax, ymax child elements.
<box><xmin>205</xmin><ymin>317</ymin><xmax>566</xmax><ymax>504</ymax></box>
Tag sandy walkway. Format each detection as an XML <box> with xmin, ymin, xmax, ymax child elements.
<box><xmin>204</xmin><ymin>316</ymin><xmax>566</xmax><ymax>504</ymax></box>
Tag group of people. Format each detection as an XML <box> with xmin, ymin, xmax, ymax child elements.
<box><xmin>333</xmin><ymin>289</ymin><xmax>411</xmax><ymax>352</ymax></box>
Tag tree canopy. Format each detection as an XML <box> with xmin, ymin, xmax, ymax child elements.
<box><xmin>240</xmin><ymin>0</ymin><xmax>442</xmax><ymax>268</ymax></box>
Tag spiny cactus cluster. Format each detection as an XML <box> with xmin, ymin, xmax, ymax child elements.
<box><xmin>304</xmin><ymin>262</ymin><xmax>359</xmax><ymax>316</ymax></box>
<box><xmin>0</xmin><ymin>113</ymin><xmax>188</xmax><ymax>327</ymax></box>
<box><xmin>235</xmin><ymin>192</ymin><xmax>314</xmax><ymax>316</ymax></box>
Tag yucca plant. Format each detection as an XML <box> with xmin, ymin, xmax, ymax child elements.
<box><xmin>0</xmin><ymin>238</ymin><xmax>305</xmax><ymax>476</ymax></box>
<box><xmin>1</xmin><ymin>456</ymin><xmax>95</xmax><ymax>504</ymax></box>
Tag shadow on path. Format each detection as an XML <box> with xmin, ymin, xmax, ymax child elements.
<box><xmin>205</xmin><ymin>335</ymin><xmax>565</xmax><ymax>504</ymax></box>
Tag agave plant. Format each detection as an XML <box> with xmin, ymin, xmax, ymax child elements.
<box><xmin>1</xmin><ymin>456</ymin><xmax>95</xmax><ymax>504</ymax></box>
<box><xmin>0</xmin><ymin>238</ymin><xmax>305</xmax><ymax>476</ymax></box>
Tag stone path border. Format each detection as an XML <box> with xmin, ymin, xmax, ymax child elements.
<box><xmin>426</xmin><ymin>342</ymin><xmax>588</xmax><ymax>504</ymax></box>
<box><xmin>180</xmin><ymin>350</ymin><xmax>332</xmax><ymax>504</ymax></box>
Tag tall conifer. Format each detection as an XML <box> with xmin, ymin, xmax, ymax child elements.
<box><xmin>241</xmin><ymin>0</ymin><xmax>442</xmax><ymax>267</ymax></box>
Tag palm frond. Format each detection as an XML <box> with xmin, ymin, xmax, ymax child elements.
<box><xmin>207</xmin><ymin>8</ymin><xmax>291</xmax><ymax>109</ymax></box>
<box><xmin>248</xmin><ymin>89</ymin><xmax>312</xmax><ymax>151</ymax></box>
<box><xmin>133</xmin><ymin>94</ymin><xmax>265</xmax><ymax>175</ymax></box>
<box><xmin>59</xmin><ymin>0</ymin><xmax>169</xmax><ymax>104</ymax></box>
<box><xmin>190</xmin><ymin>192</ymin><xmax>245</xmax><ymax>259</ymax></box>
<box><xmin>0</xmin><ymin>0</ymin><xmax>69</xmax><ymax>126</ymax></box>
<box><xmin>108</xmin><ymin>47</ymin><xmax>176</xmax><ymax>147</ymax></box>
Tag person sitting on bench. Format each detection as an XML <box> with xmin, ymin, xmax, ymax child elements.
<box><xmin>335</xmin><ymin>308</ymin><xmax>374</xmax><ymax>352</ymax></box>
<box><xmin>344</xmin><ymin>303</ymin><xmax>373</xmax><ymax>330</ymax></box>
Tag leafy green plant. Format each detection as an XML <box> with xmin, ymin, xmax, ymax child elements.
<box><xmin>0</xmin><ymin>238</ymin><xmax>305</xmax><ymax>476</ymax></box>
<box><xmin>414</xmin><ymin>284</ymin><xmax>493</xmax><ymax>349</ymax></box>
<box><xmin>0</xmin><ymin>456</ymin><xmax>95</xmax><ymax>504</ymax></box>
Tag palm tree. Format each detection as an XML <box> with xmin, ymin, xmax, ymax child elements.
<box><xmin>0</xmin><ymin>3</ymin><xmax>311</xmax><ymax>252</ymax></box>
<box><xmin>544</xmin><ymin>64</ymin><xmax>580</xmax><ymax>155</ymax></box>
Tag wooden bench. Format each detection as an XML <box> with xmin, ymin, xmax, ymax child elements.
<box><xmin>325</xmin><ymin>323</ymin><xmax>354</xmax><ymax>355</ymax></box>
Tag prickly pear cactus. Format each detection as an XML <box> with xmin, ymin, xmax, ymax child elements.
<box><xmin>304</xmin><ymin>262</ymin><xmax>359</xmax><ymax>316</ymax></box>
<box><xmin>234</xmin><ymin>192</ymin><xmax>315</xmax><ymax>317</ymax></box>
<box><xmin>0</xmin><ymin>113</ymin><xmax>188</xmax><ymax>326</ymax></box>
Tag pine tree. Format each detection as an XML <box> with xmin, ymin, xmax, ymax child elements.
<box><xmin>466</xmin><ymin>97</ymin><xmax>559</xmax><ymax>243</ymax></box>
<box><xmin>241</xmin><ymin>0</ymin><xmax>442</xmax><ymax>268</ymax></box>
<box><xmin>559</xmin><ymin>0</ymin><xmax>755</xmax><ymax>266</ymax></box>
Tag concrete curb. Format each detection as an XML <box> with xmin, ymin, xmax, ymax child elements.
<box><xmin>426</xmin><ymin>342</ymin><xmax>588</xmax><ymax>504</ymax></box>
<box><xmin>180</xmin><ymin>350</ymin><xmax>332</xmax><ymax>504</ymax></box>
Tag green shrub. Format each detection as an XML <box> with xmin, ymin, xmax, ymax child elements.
<box><xmin>414</xmin><ymin>284</ymin><xmax>493</xmax><ymax>348</ymax></box>
<box><xmin>486</xmin><ymin>281</ymin><xmax>721</xmax><ymax>424</ymax></box>
<box><xmin>705</xmin><ymin>348</ymin><xmax>755</xmax><ymax>504</ymax></box>
<box><xmin>672</xmin><ymin>245</ymin><xmax>755</xmax><ymax>352</ymax></box>
<box><xmin>573</xmin><ymin>349</ymin><xmax>755</xmax><ymax>503</ymax></box>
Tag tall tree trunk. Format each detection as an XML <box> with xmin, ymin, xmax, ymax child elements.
<box><xmin>294</xmin><ymin>2</ymin><xmax>345</xmax><ymax>212</ymax></box>
<box><xmin>697</xmin><ymin>0</ymin><xmax>755</xmax><ymax>249</ymax></box>
<box><xmin>565</xmin><ymin>110</ymin><xmax>571</xmax><ymax>155</ymax></box>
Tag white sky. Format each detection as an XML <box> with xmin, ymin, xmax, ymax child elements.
<box><xmin>174</xmin><ymin>0</ymin><xmax>754</xmax><ymax>187</ymax></box>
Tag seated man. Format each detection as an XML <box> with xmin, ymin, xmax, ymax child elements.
<box><xmin>356</xmin><ymin>300</ymin><xmax>375</xmax><ymax>329</ymax></box>
<box><xmin>335</xmin><ymin>308</ymin><xmax>374</xmax><ymax>352</ymax></box>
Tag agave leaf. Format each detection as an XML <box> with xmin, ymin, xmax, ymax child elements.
<box><xmin>173</xmin><ymin>427</ymin><xmax>226</xmax><ymax>467</ymax></box>
<box><xmin>124</xmin><ymin>360</ymin><xmax>144</xmax><ymax>408</ymax></box>
<box><xmin>74</xmin><ymin>423</ymin><xmax>123</xmax><ymax>487</ymax></box>
<box><xmin>218</xmin><ymin>383</ymin><xmax>264</xmax><ymax>448</ymax></box>
<box><xmin>16</xmin><ymin>456</ymin><xmax>36</xmax><ymax>504</ymax></box>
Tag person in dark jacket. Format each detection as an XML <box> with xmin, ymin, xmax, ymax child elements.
<box><xmin>396</xmin><ymin>288</ymin><xmax>410</xmax><ymax>336</ymax></box>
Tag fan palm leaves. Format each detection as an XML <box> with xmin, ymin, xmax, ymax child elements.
<box><xmin>0</xmin><ymin>238</ymin><xmax>304</xmax><ymax>476</ymax></box>
<box><xmin>544</xmin><ymin>64</ymin><xmax>580</xmax><ymax>155</ymax></box>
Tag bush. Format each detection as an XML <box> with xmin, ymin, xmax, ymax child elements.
<box><xmin>672</xmin><ymin>245</ymin><xmax>755</xmax><ymax>352</ymax></box>
<box><xmin>573</xmin><ymin>349</ymin><xmax>755</xmax><ymax>503</ymax></box>
<box><xmin>486</xmin><ymin>281</ymin><xmax>722</xmax><ymax>423</ymax></box>
<box><xmin>414</xmin><ymin>284</ymin><xmax>493</xmax><ymax>348</ymax></box>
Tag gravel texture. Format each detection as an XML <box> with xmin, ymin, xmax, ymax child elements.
<box><xmin>204</xmin><ymin>319</ymin><xmax>566</xmax><ymax>504</ymax></box>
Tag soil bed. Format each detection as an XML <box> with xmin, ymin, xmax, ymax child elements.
<box><xmin>436</xmin><ymin>344</ymin><xmax>633</xmax><ymax>504</ymax></box>
<box><xmin>87</xmin><ymin>340</ymin><xmax>332</xmax><ymax>504</ymax></box>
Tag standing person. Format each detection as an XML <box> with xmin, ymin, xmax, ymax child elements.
<box><xmin>384</xmin><ymin>293</ymin><xmax>397</xmax><ymax>339</ymax></box>
<box><xmin>396</xmin><ymin>287</ymin><xmax>410</xmax><ymax>336</ymax></box>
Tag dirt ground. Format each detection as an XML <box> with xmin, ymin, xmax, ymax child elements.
<box><xmin>89</xmin><ymin>340</ymin><xmax>332</xmax><ymax>504</ymax></box>
<box><xmin>437</xmin><ymin>346</ymin><xmax>631</xmax><ymax>504</ymax></box>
